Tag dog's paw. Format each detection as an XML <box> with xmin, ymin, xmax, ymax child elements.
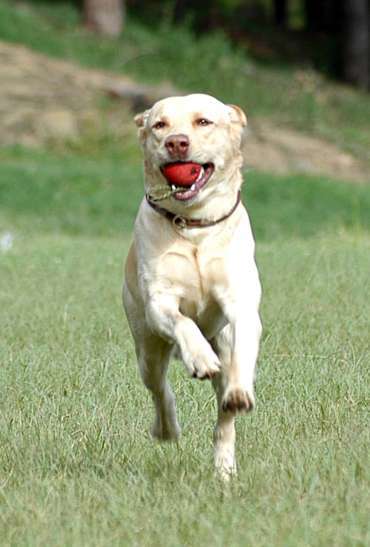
<box><xmin>215</xmin><ymin>448</ymin><xmax>237</xmax><ymax>481</ymax></box>
<box><xmin>151</xmin><ymin>419</ymin><xmax>181</xmax><ymax>442</ymax></box>
<box><xmin>215</xmin><ymin>461</ymin><xmax>237</xmax><ymax>482</ymax></box>
<box><xmin>183</xmin><ymin>344</ymin><xmax>221</xmax><ymax>380</ymax></box>
<box><xmin>222</xmin><ymin>386</ymin><xmax>255</xmax><ymax>413</ymax></box>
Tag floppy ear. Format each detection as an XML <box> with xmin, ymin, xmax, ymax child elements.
<box><xmin>228</xmin><ymin>104</ymin><xmax>247</xmax><ymax>127</ymax></box>
<box><xmin>134</xmin><ymin>110</ymin><xmax>149</xmax><ymax>128</ymax></box>
<box><xmin>134</xmin><ymin>109</ymin><xmax>150</xmax><ymax>143</ymax></box>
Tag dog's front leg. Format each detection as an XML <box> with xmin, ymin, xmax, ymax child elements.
<box><xmin>212</xmin><ymin>373</ymin><xmax>237</xmax><ymax>479</ymax></box>
<box><xmin>146</xmin><ymin>293</ymin><xmax>221</xmax><ymax>380</ymax></box>
<box><xmin>219</xmin><ymin>307</ymin><xmax>262</xmax><ymax>412</ymax></box>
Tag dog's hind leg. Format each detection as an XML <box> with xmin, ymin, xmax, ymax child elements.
<box><xmin>137</xmin><ymin>333</ymin><xmax>180</xmax><ymax>441</ymax></box>
<box><xmin>123</xmin><ymin>284</ymin><xmax>180</xmax><ymax>442</ymax></box>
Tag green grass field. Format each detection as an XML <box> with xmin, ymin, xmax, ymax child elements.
<box><xmin>1</xmin><ymin>149</ymin><xmax>369</xmax><ymax>546</ymax></box>
<box><xmin>0</xmin><ymin>1</ymin><xmax>369</xmax><ymax>544</ymax></box>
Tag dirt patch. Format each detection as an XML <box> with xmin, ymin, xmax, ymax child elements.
<box><xmin>0</xmin><ymin>40</ymin><xmax>368</xmax><ymax>182</ymax></box>
<box><xmin>244</xmin><ymin>120</ymin><xmax>369</xmax><ymax>182</ymax></box>
<box><xmin>0</xmin><ymin>40</ymin><xmax>175</xmax><ymax>147</ymax></box>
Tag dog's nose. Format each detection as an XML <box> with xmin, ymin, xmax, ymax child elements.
<box><xmin>165</xmin><ymin>134</ymin><xmax>189</xmax><ymax>158</ymax></box>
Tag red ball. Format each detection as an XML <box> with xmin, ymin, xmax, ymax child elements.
<box><xmin>162</xmin><ymin>162</ymin><xmax>202</xmax><ymax>186</ymax></box>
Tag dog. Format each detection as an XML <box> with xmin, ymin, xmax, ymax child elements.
<box><xmin>123</xmin><ymin>93</ymin><xmax>262</xmax><ymax>478</ymax></box>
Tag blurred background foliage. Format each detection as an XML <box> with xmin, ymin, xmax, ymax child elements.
<box><xmin>2</xmin><ymin>0</ymin><xmax>369</xmax><ymax>165</ymax></box>
<box><xmin>23</xmin><ymin>0</ymin><xmax>370</xmax><ymax>90</ymax></box>
<box><xmin>0</xmin><ymin>0</ymin><xmax>369</xmax><ymax>240</ymax></box>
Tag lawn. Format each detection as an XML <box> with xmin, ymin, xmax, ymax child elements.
<box><xmin>0</xmin><ymin>149</ymin><xmax>369</xmax><ymax>546</ymax></box>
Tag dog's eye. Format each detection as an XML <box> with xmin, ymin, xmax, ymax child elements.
<box><xmin>152</xmin><ymin>121</ymin><xmax>167</xmax><ymax>130</ymax></box>
<box><xmin>196</xmin><ymin>118</ymin><xmax>213</xmax><ymax>127</ymax></box>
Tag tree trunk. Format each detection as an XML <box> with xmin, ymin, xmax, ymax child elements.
<box><xmin>173</xmin><ymin>0</ymin><xmax>188</xmax><ymax>24</ymax></box>
<box><xmin>342</xmin><ymin>0</ymin><xmax>369</xmax><ymax>89</ymax></box>
<box><xmin>304</xmin><ymin>0</ymin><xmax>321</xmax><ymax>31</ymax></box>
<box><xmin>274</xmin><ymin>0</ymin><xmax>287</xmax><ymax>27</ymax></box>
<box><xmin>84</xmin><ymin>0</ymin><xmax>124</xmax><ymax>37</ymax></box>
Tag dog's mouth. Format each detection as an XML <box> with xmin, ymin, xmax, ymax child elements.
<box><xmin>160</xmin><ymin>162</ymin><xmax>215</xmax><ymax>201</ymax></box>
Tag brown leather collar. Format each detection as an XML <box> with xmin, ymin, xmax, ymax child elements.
<box><xmin>146</xmin><ymin>191</ymin><xmax>241</xmax><ymax>229</ymax></box>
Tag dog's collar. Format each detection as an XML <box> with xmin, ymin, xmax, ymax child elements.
<box><xmin>145</xmin><ymin>191</ymin><xmax>241</xmax><ymax>230</ymax></box>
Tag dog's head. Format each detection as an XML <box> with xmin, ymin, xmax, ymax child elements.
<box><xmin>135</xmin><ymin>94</ymin><xmax>247</xmax><ymax>208</ymax></box>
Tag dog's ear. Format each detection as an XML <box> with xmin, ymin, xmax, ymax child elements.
<box><xmin>228</xmin><ymin>104</ymin><xmax>247</xmax><ymax>127</ymax></box>
<box><xmin>134</xmin><ymin>110</ymin><xmax>149</xmax><ymax>128</ymax></box>
<box><xmin>134</xmin><ymin>109</ymin><xmax>150</xmax><ymax>143</ymax></box>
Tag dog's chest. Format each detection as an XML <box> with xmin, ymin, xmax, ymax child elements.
<box><xmin>157</xmin><ymin>246</ymin><xmax>226</xmax><ymax>328</ymax></box>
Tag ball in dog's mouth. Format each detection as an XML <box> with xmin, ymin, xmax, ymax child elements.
<box><xmin>161</xmin><ymin>162</ymin><xmax>215</xmax><ymax>201</ymax></box>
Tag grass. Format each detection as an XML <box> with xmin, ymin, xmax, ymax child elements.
<box><xmin>0</xmin><ymin>149</ymin><xmax>370</xmax><ymax>546</ymax></box>
<box><xmin>1</xmin><ymin>0</ymin><xmax>370</xmax><ymax>161</ymax></box>
<box><xmin>0</xmin><ymin>232</ymin><xmax>369</xmax><ymax>546</ymax></box>
<box><xmin>1</xmin><ymin>147</ymin><xmax>370</xmax><ymax>240</ymax></box>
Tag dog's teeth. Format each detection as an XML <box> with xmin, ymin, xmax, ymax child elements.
<box><xmin>196</xmin><ymin>167</ymin><xmax>205</xmax><ymax>182</ymax></box>
<box><xmin>190</xmin><ymin>184</ymin><xmax>196</xmax><ymax>191</ymax></box>
<box><xmin>171</xmin><ymin>185</ymin><xmax>177</xmax><ymax>191</ymax></box>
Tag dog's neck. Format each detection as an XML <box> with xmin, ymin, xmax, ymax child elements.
<box><xmin>146</xmin><ymin>190</ymin><xmax>241</xmax><ymax>231</ymax></box>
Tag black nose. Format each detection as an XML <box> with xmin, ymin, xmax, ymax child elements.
<box><xmin>165</xmin><ymin>134</ymin><xmax>190</xmax><ymax>159</ymax></box>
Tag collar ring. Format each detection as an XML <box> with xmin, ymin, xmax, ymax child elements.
<box><xmin>172</xmin><ymin>215</ymin><xmax>187</xmax><ymax>229</ymax></box>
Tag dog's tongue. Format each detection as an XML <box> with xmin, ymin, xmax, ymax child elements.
<box><xmin>162</xmin><ymin>162</ymin><xmax>202</xmax><ymax>187</ymax></box>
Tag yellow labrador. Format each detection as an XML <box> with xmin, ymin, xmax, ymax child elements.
<box><xmin>123</xmin><ymin>94</ymin><xmax>262</xmax><ymax>477</ymax></box>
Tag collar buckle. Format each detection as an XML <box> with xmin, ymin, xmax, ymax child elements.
<box><xmin>172</xmin><ymin>215</ymin><xmax>187</xmax><ymax>229</ymax></box>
